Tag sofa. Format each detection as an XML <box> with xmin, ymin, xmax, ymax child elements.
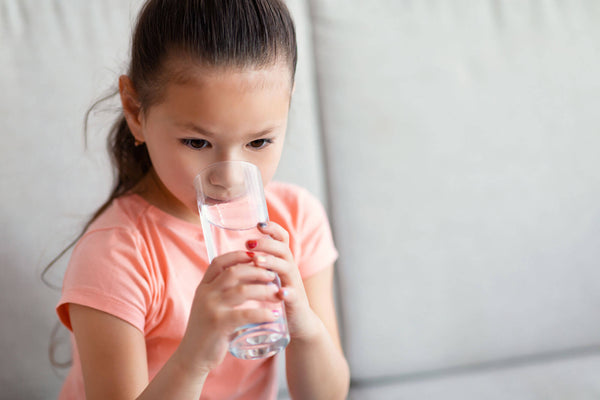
<box><xmin>2</xmin><ymin>1</ymin><xmax>600</xmax><ymax>399</ymax></box>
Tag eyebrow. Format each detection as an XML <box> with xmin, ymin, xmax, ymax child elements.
<box><xmin>178</xmin><ymin>122</ymin><xmax>279</xmax><ymax>139</ymax></box>
<box><xmin>178</xmin><ymin>122</ymin><xmax>217</xmax><ymax>138</ymax></box>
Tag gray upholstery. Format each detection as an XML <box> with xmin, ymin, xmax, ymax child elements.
<box><xmin>1</xmin><ymin>2</ymin><xmax>144</xmax><ymax>399</ymax></box>
<box><xmin>310</xmin><ymin>0</ymin><xmax>600</xmax><ymax>387</ymax></box>
<box><xmin>349</xmin><ymin>353</ymin><xmax>600</xmax><ymax>400</ymax></box>
<box><xmin>2</xmin><ymin>1</ymin><xmax>600</xmax><ymax>399</ymax></box>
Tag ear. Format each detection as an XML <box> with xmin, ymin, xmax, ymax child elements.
<box><xmin>118</xmin><ymin>75</ymin><xmax>144</xmax><ymax>143</ymax></box>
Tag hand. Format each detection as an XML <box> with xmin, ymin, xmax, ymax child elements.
<box><xmin>246</xmin><ymin>222</ymin><xmax>322</xmax><ymax>340</ymax></box>
<box><xmin>177</xmin><ymin>251</ymin><xmax>281</xmax><ymax>373</ymax></box>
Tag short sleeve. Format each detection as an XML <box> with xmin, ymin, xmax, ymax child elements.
<box><xmin>56</xmin><ymin>228</ymin><xmax>153</xmax><ymax>334</ymax></box>
<box><xmin>292</xmin><ymin>188</ymin><xmax>339</xmax><ymax>280</ymax></box>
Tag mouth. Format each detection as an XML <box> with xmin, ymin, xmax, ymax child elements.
<box><xmin>201</xmin><ymin>184</ymin><xmax>247</xmax><ymax>205</ymax></box>
<box><xmin>203</xmin><ymin>191</ymin><xmax>247</xmax><ymax>205</ymax></box>
<box><xmin>204</xmin><ymin>196</ymin><xmax>227</xmax><ymax>205</ymax></box>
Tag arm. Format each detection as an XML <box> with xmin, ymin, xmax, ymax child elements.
<box><xmin>70</xmin><ymin>304</ymin><xmax>208</xmax><ymax>400</ymax></box>
<box><xmin>69</xmin><ymin>250</ymin><xmax>280</xmax><ymax>400</ymax></box>
<box><xmin>251</xmin><ymin>223</ymin><xmax>350</xmax><ymax>399</ymax></box>
<box><xmin>284</xmin><ymin>266</ymin><xmax>350</xmax><ymax>400</ymax></box>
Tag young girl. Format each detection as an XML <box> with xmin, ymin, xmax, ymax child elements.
<box><xmin>54</xmin><ymin>0</ymin><xmax>349</xmax><ymax>399</ymax></box>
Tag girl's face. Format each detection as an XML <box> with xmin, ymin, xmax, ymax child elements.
<box><xmin>123</xmin><ymin>63</ymin><xmax>292</xmax><ymax>221</ymax></box>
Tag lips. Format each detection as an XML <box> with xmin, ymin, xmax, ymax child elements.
<box><xmin>204</xmin><ymin>196</ymin><xmax>227</xmax><ymax>205</ymax></box>
<box><xmin>202</xmin><ymin>186</ymin><xmax>246</xmax><ymax>204</ymax></box>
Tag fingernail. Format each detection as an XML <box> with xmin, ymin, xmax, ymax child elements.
<box><xmin>255</xmin><ymin>255</ymin><xmax>267</xmax><ymax>266</ymax></box>
<box><xmin>258</xmin><ymin>222</ymin><xmax>268</xmax><ymax>229</ymax></box>
<box><xmin>272</xmin><ymin>309</ymin><xmax>281</xmax><ymax>319</ymax></box>
<box><xmin>246</xmin><ymin>240</ymin><xmax>258</xmax><ymax>249</ymax></box>
<box><xmin>281</xmin><ymin>288</ymin><xmax>289</xmax><ymax>298</ymax></box>
<box><xmin>246</xmin><ymin>251</ymin><xmax>255</xmax><ymax>258</ymax></box>
<box><xmin>267</xmin><ymin>270</ymin><xmax>276</xmax><ymax>279</ymax></box>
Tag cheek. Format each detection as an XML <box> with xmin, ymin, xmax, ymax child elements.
<box><xmin>258</xmin><ymin>146</ymin><xmax>284</xmax><ymax>185</ymax></box>
<box><xmin>147</xmin><ymin>144</ymin><xmax>200</xmax><ymax>199</ymax></box>
<box><xmin>260</xmin><ymin>161</ymin><xmax>278</xmax><ymax>183</ymax></box>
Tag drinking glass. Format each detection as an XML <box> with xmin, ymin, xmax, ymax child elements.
<box><xmin>194</xmin><ymin>160</ymin><xmax>290</xmax><ymax>359</ymax></box>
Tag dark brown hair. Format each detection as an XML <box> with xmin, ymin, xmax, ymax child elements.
<box><xmin>45</xmin><ymin>0</ymin><xmax>297</xmax><ymax>365</ymax></box>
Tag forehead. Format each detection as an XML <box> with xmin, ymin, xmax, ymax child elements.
<box><xmin>146</xmin><ymin>59</ymin><xmax>292</xmax><ymax>134</ymax></box>
<box><xmin>164</xmin><ymin>56</ymin><xmax>293</xmax><ymax>92</ymax></box>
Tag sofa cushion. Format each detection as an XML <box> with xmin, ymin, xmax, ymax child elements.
<box><xmin>309</xmin><ymin>0</ymin><xmax>600</xmax><ymax>382</ymax></box>
<box><xmin>1</xmin><ymin>1</ymin><xmax>144</xmax><ymax>398</ymax></box>
<box><xmin>349</xmin><ymin>351</ymin><xmax>600</xmax><ymax>400</ymax></box>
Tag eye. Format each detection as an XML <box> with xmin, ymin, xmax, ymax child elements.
<box><xmin>247</xmin><ymin>138</ymin><xmax>273</xmax><ymax>150</ymax></box>
<box><xmin>181</xmin><ymin>138</ymin><xmax>210</xmax><ymax>150</ymax></box>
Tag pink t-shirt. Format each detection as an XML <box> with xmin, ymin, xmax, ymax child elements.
<box><xmin>56</xmin><ymin>182</ymin><xmax>338</xmax><ymax>400</ymax></box>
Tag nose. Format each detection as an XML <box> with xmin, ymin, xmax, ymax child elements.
<box><xmin>204</xmin><ymin>161</ymin><xmax>247</xmax><ymax>201</ymax></box>
<box><xmin>208</xmin><ymin>162</ymin><xmax>244</xmax><ymax>188</ymax></box>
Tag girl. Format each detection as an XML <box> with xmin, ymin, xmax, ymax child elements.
<box><xmin>54</xmin><ymin>0</ymin><xmax>349</xmax><ymax>399</ymax></box>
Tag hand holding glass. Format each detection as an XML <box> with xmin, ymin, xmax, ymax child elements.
<box><xmin>194</xmin><ymin>161</ymin><xmax>290</xmax><ymax>360</ymax></box>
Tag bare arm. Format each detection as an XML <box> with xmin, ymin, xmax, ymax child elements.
<box><xmin>70</xmin><ymin>304</ymin><xmax>208</xmax><ymax>400</ymax></box>
<box><xmin>284</xmin><ymin>266</ymin><xmax>350</xmax><ymax>400</ymax></box>
<box><xmin>249</xmin><ymin>221</ymin><xmax>350</xmax><ymax>399</ymax></box>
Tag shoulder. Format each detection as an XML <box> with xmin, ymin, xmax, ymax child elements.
<box><xmin>86</xmin><ymin>194</ymin><xmax>152</xmax><ymax>233</ymax></box>
<box><xmin>70</xmin><ymin>194</ymin><xmax>154</xmax><ymax>268</ymax></box>
<box><xmin>265</xmin><ymin>181</ymin><xmax>326</xmax><ymax>218</ymax></box>
<box><xmin>264</xmin><ymin>181</ymin><xmax>332</xmax><ymax>244</ymax></box>
<box><xmin>59</xmin><ymin>196</ymin><xmax>159</xmax><ymax>332</ymax></box>
<box><xmin>265</xmin><ymin>182</ymin><xmax>338</xmax><ymax>279</ymax></box>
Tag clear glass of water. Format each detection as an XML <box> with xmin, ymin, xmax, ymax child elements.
<box><xmin>194</xmin><ymin>160</ymin><xmax>290</xmax><ymax>360</ymax></box>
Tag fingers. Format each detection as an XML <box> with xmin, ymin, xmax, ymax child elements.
<box><xmin>200</xmin><ymin>222</ymin><xmax>295</xmax><ymax>321</ymax></box>
<box><xmin>202</xmin><ymin>250</ymin><xmax>254</xmax><ymax>283</ymax></box>
<box><xmin>212</xmin><ymin>276</ymin><xmax>282</xmax><ymax>330</ymax></box>
<box><xmin>208</xmin><ymin>261</ymin><xmax>282</xmax><ymax>305</ymax></box>
<box><xmin>257</xmin><ymin>221</ymin><xmax>289</xmax><ymax>244</ymax></box>
<box><xmin>229</xmin><ymin>307</ymin><xmax>279</xmax><ymax>328</ymax></box>
<box><xmin>220</xmin><ymin>281</ymin><xmax>280</xmax><ymax>306</ymax></box>
<box><xmin>187</xmin><ymin>246</ymin><xmax>287</xmax><ymax>364</ymax></box>
<box><xmin>247</xmin><ymin>222</ymin><xmax>300</xmax><ymax>291</ymax></box>
<box><xmin>250</xmin><ymin>252</ymin><xmax>287</xmax><ymax>279</ymax></box>
<box><xmin>215</xmin><ymin>263</ymin><xmax>277</xmax><ymax>286</ymax></box>
<box><xmin>247</xmin><ymin>251</ymin><xmax>299</xmax><ymax>292</ymax></box>
<box><xmin>246</xmin><ymin>225</ymin><xmax>292</xmax><ymax>262</ymax></box>
<box><xmin>199</xmin><ymin>265</ymin><xmax>282</xmax><ymax>332</ymax></box>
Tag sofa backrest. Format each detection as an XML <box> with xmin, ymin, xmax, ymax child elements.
<box><xmin>309</xmin><ymin>0</ymin><xmax>600</xmax><ymax>384</ymax></box>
